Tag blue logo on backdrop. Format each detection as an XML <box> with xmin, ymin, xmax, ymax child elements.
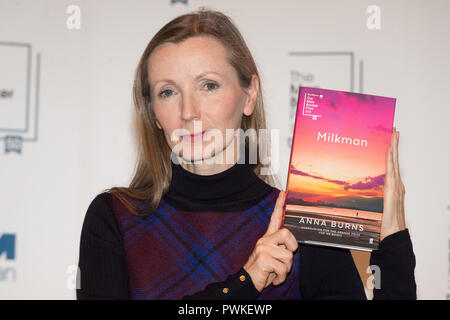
<box><xmin>0</xmin><ymin>233</ymin><xmax>17</xmax><ymax>282</ymax></box>
<box><xmin>0</xmin><ymin>233</ymin><xmax>16</xmax><ymax>260</ymax></box>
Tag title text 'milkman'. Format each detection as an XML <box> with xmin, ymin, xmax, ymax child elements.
<box><xmin>317</xmin><ymin>132</ymin><xmax>368</xmax><ymax>147</ymax></box>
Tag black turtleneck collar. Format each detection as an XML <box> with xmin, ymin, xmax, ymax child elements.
<box><xmin>163</xmin><ymin>147</ymin><xmax>274</xmax><ymax>212</ymax></box>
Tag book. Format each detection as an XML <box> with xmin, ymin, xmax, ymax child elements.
<box><xmin>283</xmin><ymin>86</ymin><xmax>396</xmax><ymax>251</ymax></box>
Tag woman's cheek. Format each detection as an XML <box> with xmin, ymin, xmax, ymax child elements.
<box><xmin>211</xmin><ymin>99</ymin><xmax>241</xmax><ymax>124</ymax></box>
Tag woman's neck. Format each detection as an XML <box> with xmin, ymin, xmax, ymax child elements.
<box><xmin>164</xmin><ymin>137</ymin><xmax>274</xmax><ymax>211</ymax></box>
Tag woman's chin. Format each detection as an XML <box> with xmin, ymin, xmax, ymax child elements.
<box><xmin>176</xmin><ymin>147</ymin><xmax>226</xmax><ymax>164</ymax></box>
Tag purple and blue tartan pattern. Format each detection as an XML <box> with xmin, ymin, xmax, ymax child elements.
<box><xmin>111</xmin><ymin>188</ymin><xmax>301</xmax><ymax>300</ymax></box>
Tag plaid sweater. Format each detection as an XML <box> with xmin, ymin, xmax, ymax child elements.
<box><xmin>112</xmin><ymin>187</ymin><xmax>301</xmax><ymax>299</ymax></box>
<box><xmin>77</xmin><ymin>160</ymin><xmax>416</xmax><ymax>299</ymax></box>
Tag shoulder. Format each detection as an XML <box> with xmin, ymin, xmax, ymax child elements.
<box><xmin>84</xmin><ymin>192</ymin><xmax>115</xmax><ymax>225</ymax></box>
<box><xmin>80</xmin><ymin>192</ymin><xmax>123</xmax><ymax>247</ymax></box>
<box><xmin>88</xmin><ymin>192</ymin><xmax>114</xmax><ymax>211</ymax></box>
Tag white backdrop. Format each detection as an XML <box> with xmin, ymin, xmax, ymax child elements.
<box><xmin>1</xmin><ymin>0</ymin><xmax>449</xmax><ymax>299</ymax></box>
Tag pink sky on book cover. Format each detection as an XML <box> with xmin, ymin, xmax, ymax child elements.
<box><xmin>287</xmin><ymin>87</ymin><xmax>396</xmax><ymax>211</ymax></box>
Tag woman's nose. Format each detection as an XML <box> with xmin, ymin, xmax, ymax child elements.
<box><xmin>180</xmin><ymin>93</ymin><xmax>200</xmax><ymax>121</ymax></box>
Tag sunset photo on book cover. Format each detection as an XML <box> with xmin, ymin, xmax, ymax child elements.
<box><xmin>284</xmin><ymin>87</ymin><xmax>396</xmax><ymax>250</ymax></box>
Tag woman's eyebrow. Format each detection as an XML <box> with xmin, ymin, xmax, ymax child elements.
<box><xmin>152</xmin><ymin>79</ymin><xmax>176</xmax><ymax>90</ymax></box>
<box><xmin>195</xmin><ymin>71</ymin><xmax>222</xmax><ymax>80</ymax></box>
<box><xmin>152</xmin><ymin>71</ymin><xmax>223</xmax><ymax>90</ymax></box>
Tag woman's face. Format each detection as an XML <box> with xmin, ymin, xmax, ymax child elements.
<box><xmin>147</xmin><ymin>35</ymin><xmax>258</xmax><ymax>164</ymax></box>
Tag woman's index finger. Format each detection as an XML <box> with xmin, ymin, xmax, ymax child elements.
<box><xmin>266</xmin><ymin>190</ymin><xmax>286</xmax><ymax>235</ymax></box>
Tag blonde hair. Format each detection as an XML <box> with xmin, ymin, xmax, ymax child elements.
<box><xmin>107</xmin><ymin>8</ymin><xmax>279</xmax><ymax>216</ymax></box>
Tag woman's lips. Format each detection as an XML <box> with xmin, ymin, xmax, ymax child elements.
<box><xmin>183</xmin><ymin>130</ymin><xmax>207</xmax><ymax>142</ymax></box>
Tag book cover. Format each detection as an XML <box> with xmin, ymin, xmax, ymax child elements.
<box><xmin>283</xmin><ymin>86</ymin><xmax>396</xmax><ymax>251</ymax></box>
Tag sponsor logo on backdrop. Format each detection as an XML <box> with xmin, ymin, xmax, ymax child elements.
<box><xmin>0</xmin><ymin>42</ymin><xmax>41</xmax><ymax>154</ymax></box>
<box><xmin>289</xmin><ymin>70</ymin><xmax>314</xmax><ymax>147</ymax></box>
<box><xmin>0</xmin><ymin>233</ymin><xmax>16</xmax><ymax>282</ymax></box>
<box><xmin>288</xmin><ymin>51</ymin><xmax>364</xmax><ymax>148</ymax></box>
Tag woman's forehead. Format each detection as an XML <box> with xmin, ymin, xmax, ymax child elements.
<box><xmin>147</xmin><ymin>36</ymin><xmax>236</xmax><ymax>83</ymax></box>
<box><xmin>151</xmin><ymin>35</ymin><xmax>227</xmax><ymax>56</ymax></box>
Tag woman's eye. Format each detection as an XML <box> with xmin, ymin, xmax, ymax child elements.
<box><xmin>158</xmin><ymin>89</ymin><xmax>174</xmax><ymax>98</ymax></box>
<box><xmin>204</xmin><ymin>82</ymin><xmax>219</xmax><ymax>91</ymax></box>
<box><xmin>158</xmin><ymin>83</ymin><xmax>217</xmax><ymax>98</ymax></box>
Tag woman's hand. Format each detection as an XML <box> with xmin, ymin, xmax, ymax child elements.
<box><xmin>243</xmin><ymin>190</ymin><xmax>299</xmax><ymax>292</ymax></box>
<box><xmin>380</xmin><ymin>127</ymin><xmax>406</xmax><ymax>241</ymax></box>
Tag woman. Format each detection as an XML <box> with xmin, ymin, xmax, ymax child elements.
<box><xmin>77</xmin><ymin>9</ymin><xmax>416</xmax><ymax>300</ymax></box>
